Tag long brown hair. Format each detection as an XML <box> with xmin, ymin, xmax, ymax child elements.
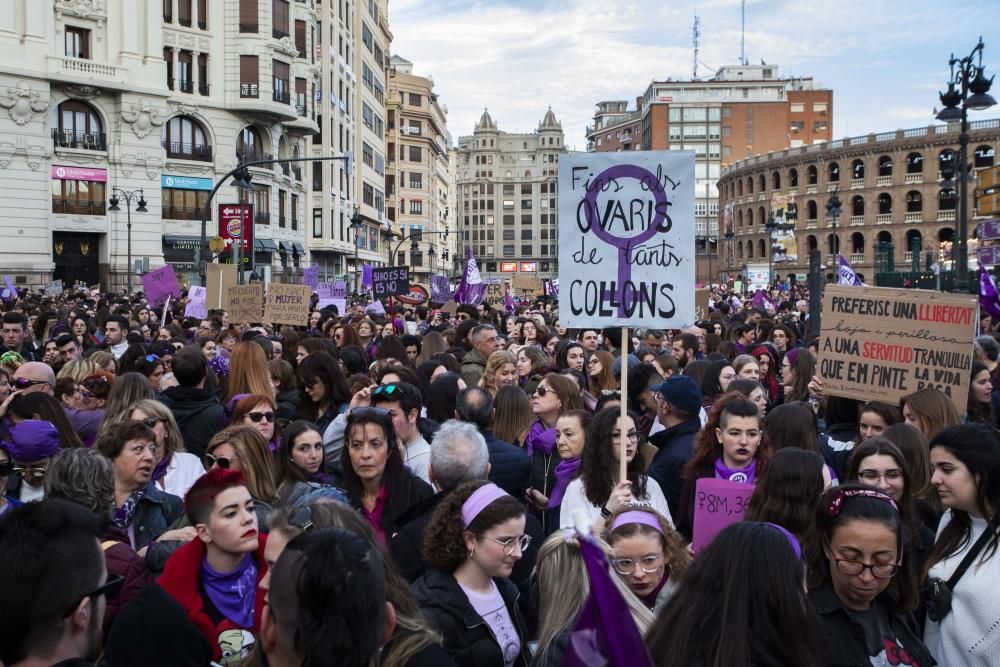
<box><xmin>225</xmin><ymin>342</ymin><xmax>275</xmax><ymax>402</ymax></box>
<box><xmin>587</xmin><ymin>350</ymin><xmax>617</xmax><ymax>394</ymax></box>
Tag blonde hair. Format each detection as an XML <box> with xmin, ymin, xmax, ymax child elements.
<box><xmin>900</xmin><ymin>389</ymin><xmax>961</xmax><ymax>440</ymax></box>
<box><xmin>225</xmin><ymin>342</ymin><xmax>275</xmax><ymax>403</ymax></box>
<box><xmin>480</xmin><ymin>350</ymin><xmax>517</xmax><ymax>396</ymax></box>
<box><xmin>57</xmin><ymin>358</ymin><xmax>99</xmax><ymax>382</ymax></box>
<box><xmin>534</xmin><ymin>531</ymin><xmax>654</xmax><ymax>664</ymax></box>
<box><xmin>88</xmin><ymin>351</ymin><xmax>116</xmax><ymax>375</ymax></box>
<box><xmin>207</xmin><ymin>425</ymin><xmax>277</xmax><ymax>502</ymax></box>
<box><xmin>131</xmin><ymin>398</ymin><xmax>187</xmax><ymax>456</ymax></box>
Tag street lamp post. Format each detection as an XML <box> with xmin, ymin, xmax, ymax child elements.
<box><xmin>936</xmin><ymin>36</ymin><xmax>995</xmax><ymax>292</ymax></box>
<box><xmin>107</xmin><ymin>187</ymin><xmax>147</xmax><ymax>293</ymax></box>
<box><xmin>724</xmin><ymin>225</ymin><xmax>734</xmax><ymax>285</ymax></box>
<box><xmin>826</xmin><ymin>192</ymin><xmax>843</xmax><ymax>271</ymax></box>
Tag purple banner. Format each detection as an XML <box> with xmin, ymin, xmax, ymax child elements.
<box><xmin>980</xmin><ymin>266</ymin><xmax>1000</xmax><ymax>320</ymax></box>
<box><xmin>361</xmin><ymin>264</ymin><xmax>373</xmax><ymax>289</ymax></box>
<box><xmin>141</xmin><ymin>265</ymin><xmax>182</xmax><ymax>307</ymax></box>
<box><xmin>302</xmin><ymin>266</ymin><xmax>319</xmax><ymax>290</ymax></box>
<box><xmin>454</xmin><ymin>247</ymin><xmax>486</xmax><ymax>305</ymax></box>
<box><xmin>979</xmin><ymin>219</ymin><xmax>1000</xmax><ymax>241</ymax></box>
<box><xmin>979</xmin><ymin>245</ymin><xmax>1000</xmax><ymax>267</ymax></box>
<box><xmin>2</xmin><ymin>275</ymin><xmax>16</xmax><ymax>302</ymax></box>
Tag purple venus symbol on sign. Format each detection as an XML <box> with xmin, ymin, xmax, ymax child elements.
<box><xmin>584</xmin><ymin>163</ymin><xmax>671</xmax><ymax>318</ymax></box>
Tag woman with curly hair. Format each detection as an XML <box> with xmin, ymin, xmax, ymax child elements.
<box><xmin>676</xmin><ymin>393</ymin><xmax>770</xmax><ymax>541</ymax></box>
<box><xmin>586</xmin><ymin>350</ymin><xmax>617</xmax><ymax>395</ymax></box>
<box><xmin>412</xmin><ymin>480</ymin><xmax>529</xmax><ymax>667</ymax></box>
<box><xmin>480</xmin><ymin>350</ymin><xmax>518</xmax><ymax>397</ymax></box>
<box><xmin>603</xmin><ymin>507</ymin><xmax>690</xmax><ymax>614</ymax></box>
<box><xmin>514</xmin><ymin>346</ymin><xmax>551</xmax><ymax>387</ymax></box>
<box><xmin>558</xmin><ymin>406</ymin><xmax>672</xmax><ymax>530</ymax></box>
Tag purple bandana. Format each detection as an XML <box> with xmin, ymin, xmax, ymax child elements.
<box><xmin>113</xmin><ymin>487</ymin><xmax>146</xmax><ymax>529</ymax></box>
<box><xmin>548</xmin><ymin>457</ymin><xmax>581</xmax><ymax>507</ymax></box>
<box><xmin>714</xmin><ymin>457</ymin><xmax>757</xmax><ymax>485</ymax></box>
<box><xmin>200</xmin><ymin>553</ymin><xmax>258</xmax><ymax>628</ymax></box>
<box><xmin>525</xmin><ymin>419</ymin><xmax>557</xmax><ymax>457</ymax></box>
<box><xmin>1</xmin><ymin>420</ymin><xmax>60</xmax><ymax>461</ymax></box>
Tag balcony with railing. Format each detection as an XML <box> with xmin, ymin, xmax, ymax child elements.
<box><xmin>272</xmin><ymin>28</ymin><xmax>289</xmax><ymax>39</ymax></box>
<box><xmin>52</xmin><ymin>199</ymin><xmax>105</xmax><ymax>215</ymax></box>
<box><xmin>876</xmin><ymin>175</ymin><xmax>892</xmax><ymax>186</ymax></box>
<box><xmin>163</xmin><ymin>140</ymin><xmax>213</xmax><ymax>162</ymax></box>
<box><xmin>162</xmin><ymin>206</ymin><xmax>201</xmax><ymax>220</ymax></box>
<box><xmin>236</xmin><ymin>149</ymin><xmax>276</xmax><ymax>168</ymax></box>
<box><xmin>850</xmin><ymin>215</ymin><xmax>864</xmax><ymax>226</ymax></box>
<box><xmin>291</xmin><ymin>217</ymin><xmax>298</xmax><ymax>230</ymax></box>
<box><xmin>937</xmin><ymin>209</ymin><xmax>956</xmax><ymax>221</ymax></box>
<box><xmin>850</xmin><ymin>178</ymin><xmax>864</xmax><ymax>189</ymax></box>
<box><xmin>291</xmin><ymin>165</ymin><xmax>302</xmax><ymax>181</ymax></box>
<box><xmin>280</xmin><ymin>162</ymin><xmax>290</xmax><ymax>176</ymax></box>
<box><xmin>273</xmin><ymin>89</ymin><xmax>290</xmax><ymax>104</ymax></box>
<box><xmin>198</xmin><ymin>82</ymin><xmax>210</xmax><ymax>96</ymax></box>
<box><xmin>52</xmin><ymin>129</ymin><xmax>107</xmax><ymax>151</ymax></box>
<box><xmin>851</xmin><ymin>253</ymin><xmax>865</xmax><ymax>264</ymax></box>
<box><xmin>905</xmin><ymin>173</ymin><xmax>922</xmax><ymax>184</ymax></box>
<box><xmin>806</xmin><ymin>218</ymin><xmax>818</xmax><ymax>229</ymax></box>
<box><xmin>177</xmin><ymin>79</ymin><xmax>194</xmax><ymax>93</ymax></box>
<box><xmin>904</xmin><ymin>251</ymin><xmax>914</xmax><ymax>263</ymax></box>
<box><xmin>278</xmin><ymin>216</ymin><xmax>287</xmax><ymax>227</ymax></box>
<box><xmin>904</xmin><ymin>211</ymin><xmax>922</xmax><ymax>223</ymax></box>
<box><xmin>876</xmin><ymin>213</ymin><xmax>892</xmax><ymax>224</ymax></box>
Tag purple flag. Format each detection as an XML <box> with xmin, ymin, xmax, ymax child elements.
<box><xmin>1</xmin><ymin>275</ymin><xmax>16</xmax><ymax>302</ymax></box>
<box><xmin>837</xmin><ymin>254</ymin><xmax>864</xmax><ymax>286</ymax></box>
<box><xmin>504</xmin><ymin>281</ymin><xmax>515</xmax><ymax>312</ymax></box>
<box><xmin>361</xmin><ymin>264</ymin><xmax>373</xmax><ymax>289</ymax></box>
<box><xmin>979</xmin><ymin>266</ymin><xmax>1000</xmax><ymax>320</ymax></box>
<box><xmin>453</xmin><ymin>247</ymin><xmax>486</xmax><ymax>305</ymax></box>
<box><xmin>562</xmin><ymin>531</ymin><xmax>655</xmax><ymax>667</ymax></box>
<box><xmin>751</xmin><ymin>289</ymin><xmax>776</xmax><ymax>310</ymax></box>
<box><xmin>431</xmin><ymin>274</ymin><xmax>451</xmax><ymax>303</ymax></box>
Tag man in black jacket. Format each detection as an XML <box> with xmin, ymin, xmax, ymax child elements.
<box><xmin>455</xmin><ymin>387</ymin><xmax>530</xmax><ymax>498</ymax></box>
<box><xmin>157</xmin><ymin>347</ymin><xmax>224</xmax><ymax>459</ymax></box>
<box><xmin>647</xmin><ymin>374</ymin><xmax>703</xmax><ymax>517</ymax></box>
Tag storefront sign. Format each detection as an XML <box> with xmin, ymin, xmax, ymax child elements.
<box><xmin>51</xmin><ymin>165</ymin><xmax>106</xmax><ymax>182</ymax></box>
<box><xmin>162</xmin><ymin>175</ymin><xmax>213</xmax><ymax>191</ymax></box>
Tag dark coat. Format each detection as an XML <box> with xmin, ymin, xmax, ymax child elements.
<box><xmin>647</xmin><ymin>418</ymin><xmax>700</xmax><ymax>516</ymax></box>
<box><xmin>100</xmin><ymin>525</ymin><xmax>152</xmax><ymax>640</ymax></box>
<box><xmin>675</xmin><ymin>460</ymin><xmax>714</xmax><ymax>542</ymax></box>
<box><xmin>412</xmin><ymin>569</ymin><xmax>528</xmax><ymax>667</ymax></box>
<box><xmin>130</xmin><ymin>483</ymin><xmax>184</xmax><ymax>552</ymax></box>
<box><xmin>349</xmin><ymin>469</ymin><xmax>434</xmax><ymax>540</ymax></box>
<box><xmin>482</xmin><ymin>429</ymin><xmax>531</xmax><ymax>499</ymax></box>
<box><xmin>809</xmin><ymin>583</ymin><xmax>936</xmax><ymax>667</ymax></box>
<box><xmin>528</xmin><ymin>448</ymin><xmax>558</xmax><ymax>534</ymax></box>
<box><xmin>158</xmin><ymin>386</ymin><xmax>225</xmax><ymax>459</ymax></box>
<box><xmin>274</xmin><ymin>387</ymin><xmax>298</xmax><ymax>423</ymax></box>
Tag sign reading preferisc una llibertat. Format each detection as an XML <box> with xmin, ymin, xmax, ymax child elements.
<box><xmin>557</xmin><ymin>151</ymin><xmax>695</xmax><ymax>328</ymax></box>
<box><xmin>818</xmin><ymin>285</ymin><xmax>977</xmax><ymax>412</ymax></box>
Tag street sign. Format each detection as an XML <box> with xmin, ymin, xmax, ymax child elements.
<box><xmin>372</xmin><ymin>267</ymin><xmax>409</xmax><ymax>298</ymax></box>
<box><xmin>208</xmin><ymin>236</ymin><xmax>226</xmax><ymax>254</ymax></box>
<box><xmin>218</xmin><ymin>204</ymin><xmax>253</xmax><ymax>253</ymax></box>
<box><xmin>978</xmin><ymin>245</ymin><xmax>1000</xmax><ymax>267</ymax></box>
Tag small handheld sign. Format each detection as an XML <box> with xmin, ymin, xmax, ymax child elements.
<box><xmin>372</xmin><ymin>267</ymin><xmax>410</xmax><ymax>299</ymax></box>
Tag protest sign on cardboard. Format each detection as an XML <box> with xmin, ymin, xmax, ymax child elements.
<box><xmin>695</xmin><ymin>288</ymin><xmax>711</xmax><ymax>322</ymax></box>
<box><xmin>141</xmin><ymin>265</ymin><xmax>182</xmax><ymax>308</ymax></box>
<box><xmin>206</xmin><ymin>264</ymin><xmax>238</xmax><ymax>310</ymax></box>
<box><xmin>184</xmin><ymin>286</ymin><xmax>208</xmax><ymax>319</ymax></box>
<box><xmin>44</xmin><ymin>280</ymin><xmax>64</xmax><ymax>296</ymax></box>
<box><xmin>226</xmin><ymin>284</ymin><xmax>263</xmax><ymax>324</ymax></box>
<box><xmin>691</xmin><ymin>477</ymin><xmax>755</xmax><ymax>553</ymax></box>
<box><xmin>557</xmin><ymin>151</ymin><xmax>695</xmax><ymax>328</ymax></box>
<box><xmin>264</xmin><ymin>283</ymin><xmax>311</xmax><ymax>326</ymax></box>
<box><xmin>819</xmin><ymin>285</ymin><xmax>976</xmax><ymax>412</ymax></box>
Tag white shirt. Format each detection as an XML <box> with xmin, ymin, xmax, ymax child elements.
<box><xmin>109</xmin><ymin>340</ymin><xmax>129</xmax><ymax>359</ymax></box>
<box><xmin>558</xmin><ymin>476</ymin><xmax>674</xmax><ymax>530</ymax></box>
<box><xmin>403</xmin><ymin>436</ymin><xmax>431</xmax><ymax>484</ymax></box>
<box><xmin>158</xmin><ymin>452</ymin><xmax>205</xmax><ymax>499</ymax></box>
<box><xmin>18</xmin><ymin>480</ymin><xmax>45</xmax><ymax>503</ymax></box>
<box><xmin>924</xmin><ymin>511</ymin><xmax>1000</xmax><ymax>666</ymax></box>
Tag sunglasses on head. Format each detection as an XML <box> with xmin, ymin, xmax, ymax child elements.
<box><xmin>204</xmin><ymin>453</ymin><xmax>237</xmax><ymax>470</ymax></box>
<box><xmin>247</xmin><ymin>411</ymin><xmax>275</xmax><ymax>423</ymax></box>
<box><xmin>144</xmin><ymin>354</ymin><xmax>160</xmax><ymax>363</ymax></box>
<box><xmin>372</xmin><ymin>384</ymin><xmax>399</xmax><ymax>396</ymax></box>
<box><xmin>140</xmin><ymin>416</ymin><xmax>164</xmax><ymax>429</ymax></box>
<box><xmin>62</xmin><ymin>574</ymin><xmax>124</xmax><ymax>619</ymax></box>
<box><xmin>12</xmin><ymin>378</ymin><xmax>50</xmax><ymax>390</ymax></box>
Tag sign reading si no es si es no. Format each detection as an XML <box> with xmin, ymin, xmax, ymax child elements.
<box><xmin>818</xmin><ymin>285</ymin><xmax>977</xmax><ymax>413</ymax></box>
<box><xmin>557</xmin><ymin>151</ymin><xmax>695</xmax><ymax>328</ymax></box>
<box><xmin>372</xmin><ymin>267</ymin><xmax>410</xmax><ymax>299</ymax></box>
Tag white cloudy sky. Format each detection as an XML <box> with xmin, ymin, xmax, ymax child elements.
<box><xmin>388</xmin><ymin>0</ymin><xmax>1000</xmax><ymax>150</ymax></box>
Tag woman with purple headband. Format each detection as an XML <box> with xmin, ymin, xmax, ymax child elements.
<box><xmin>603</xmin><ymin>507</ymin><xmax>691</xmax><ymax>614</ymax></box>
<box><xmin>413</xmin><ymin>480</ymin><xmax>529</xmax><ymax>667</ymax></box>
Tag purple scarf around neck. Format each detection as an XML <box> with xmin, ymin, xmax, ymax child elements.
<box><xmin>714</xmin><ymin>457</ymin><xmax>758</xmax><ymax>485</ymax></box>
<box><xmin>549</xmin><ymin>457</ymin><xmax>581</xmax><ymax>507</ymax></box>
<box><xmin>151</xmin><ymin>452</ymin><xmax>173</xmax><ymax>486</ymax></box>
<box><xmin>525</xmin><ymin>419</ymin><xmax>557</xmax><ymax>457</ymax></box>
<box><xmin>200</xmin><ymin>553</ymin><xmax>258</xmax><ymax>628</ymax></box>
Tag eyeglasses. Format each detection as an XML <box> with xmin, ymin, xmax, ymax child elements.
<box><xmin>588</xmin><ymin>358</ymin><xmax>600</xmax><ymax>366</ymax></box>
<box><xmin>834</xmin><ymin>559</ymin><xmax>900</xmax><ymax>579</ymax></box>
<box><xmin>600</xmin><ymin>390</ymin><xmax>622</xmax><ymax>399</ymax></box>
<box><xmin>128</xmin><ymin>442</ymin><xmax>159</xmax><ymax>456</ymax></box>
<box><xmin>858</xmin><ymin>469</ymin><xmax>904</xmax><ymax>484</ymax></box>
<box><xmin>62</xmin><ymin>574</ymin><xmax>124</xmax><ymax>618</ymax></box>
<box><xmin>12</xmin><ymin>465</ymin><xmax>47</xmax><ymax>480</ymax></box>
<box><xmin>204</xmin><ymin>453</ymin><xmax>239</xmax><ymax>470</ymax></box>
<box><xmin>482</xmin><ymin>534</ymin><xmax>531</xmax><ymax>556</ymax></box>
<box><xmin>11</xmin><ymin>378</ymin><xmax>50</xmax><ymax>390</ymax></box>
<box><xmin>247</xmin><ymin>411</ymin><xmax>275</xmax><ymax>423</ymax></box>
<box><xmin>140</xmin><ymin>416</ymin><xmax>165</xmax><ymax>429</ymax></box>
<box><xmin>614</xmin><ymin>554</ymin><xmax>664</xmax><ymax>576</ymax></box>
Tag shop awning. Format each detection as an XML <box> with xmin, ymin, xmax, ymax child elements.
<box><xmin>255</xmin><ymin>238</ymin><xmax>278</xmax><ymax>252</ymax></box>
<box><xmin>292</xmin><ymin>242</ymin><xmax>305</xmax><ymax>255</ymax></box>
<box><xmin>278</xmin><ymin>240</ymin><xmax>295</xmax><ymax>253</ymax></box>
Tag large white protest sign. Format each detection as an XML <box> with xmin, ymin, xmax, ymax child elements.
<box><xmin>558</xmin><ymin>151</ymin><xmax>695</xmax><ymax>328</ymax></box>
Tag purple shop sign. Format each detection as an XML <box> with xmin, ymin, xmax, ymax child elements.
<box><xmin>979</xmin><ymin>245</ymin><xmax>1000</xmax><ymax>267</ymax></box>
<box><xmin>142</xmin><ymin>265</ymin><xmax>182</xmax><ymax>307</ymax></box>
<box><xmin>979</xmin><ymin>219</ymin><xmax>1000</xmax><ymax>241</ymax></box>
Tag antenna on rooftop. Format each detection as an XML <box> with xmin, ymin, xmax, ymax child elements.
<box><xmin>692</xmin><ymin>10</ymin><xmax>701</xmax><ymax>79</ymax></box>
<box><xmin>740</xmin><ymin>0</ymin><xmax>747</xmax><ymax>66</ymax></box>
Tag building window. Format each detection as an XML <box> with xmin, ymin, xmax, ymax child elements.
<box><xmin>162</xmin><ymin>188</ymin><xmax>208</xmax><ymax>220</ymax></box>
<box><xmin>236</xmin><ymin>125</ymin><xmax>263</xmax><ymax>161</ymax></box>
<box><xmin>363</xmin><ymin>182</ymin><xmax>375</xmax><ymax>206</ymax></box>
<box><xmin>272</xmin><ymin>0</ymin><xmax>290</xmax><ymax>38</ymax></box>
<box><xmin>163</xmin><ymin>0</ymin><xmax>172</xmax><ymax>22</ymax></box>
<box><xmin>53</xmin><ymin>100</ymin><xmax>105</xmax><ymax>150</ymax></box>
<box><xmin>409</xmin><ymin>200</ymin><xmax>422</xmax><ymax>215</ymax></box>
<box><xmin>409</xmin><ymin>93</ymin><xmax>421</xmax><ymax>106</ymax></box>
<box><xmin>313</xmin><ymin>208</ymin><xmax>322</xmax><ymax>238</ymax></box>
<box><xmin>161</xmin><ymin>115</ymin><xmax>212</xmax><ymax>161</ymax></box>
<box><xmin>813</xmin><ymin>120</ymin><xmax>828</xmax><ymax>132</ymax></box>
<box><xmin>64</xmin><ymin>26</ymin><xmax>89</xmax><ymax>59</ymax></box>
<box><xmin>408</xmin><ymin>145</ymin><xmax>422</xmax><ymax>162</ymax></box>
<box><xmin>239</xmin><ymin>0</ymin><xmax>258</xmax><ymax>32</ymax></box>
<box><xmin>294</xmin><ymin>19</ymin><xmax>307</xmax><ymax>58</ymax></box>
<box><xmin>295</xmin><ymin>77</ymin><xmax>307</xmax><ymax>115</ymax></box>
<box><xmin>52</xmin><ymin>178</ymin><xmax>105</xmax><ymax>215</ymax></box>
<box><xmin>521</xmin><ymin>244</ymin><xmax>532</xmax><ymax>255</ymax></box>
<box><xmin>239</xmin><ymin>55</ymin><xmax>259</xmax><ymax>98</ymax></box>
<box><xmin>503</xmin><ymin>245</ymin><xmax>515</xmax><ymax>257</ymax></box>
<box><xmin>362</xmin><ymin>23</ymin><xmax>373</xmax><ymax>51</ymax></box>
<box><xmin>278</xmin><ymin>189</ymin><xmax>287</xmax><ymax>227</ymax></box>
<box><xmin>272</xmin><ymin>60</ymin><xmax>290</xmax><ymax>103</ymax></box>
<box><xmin>790</xmin><ymin>121</ymin><xmax>804</xmax><ymax>133</ymax></box>
<box><xmin>409</xmin><ymin>173</ymin><xmax>422</xmax><ymax>189</ymax></box>
<box><xmin>178</xmin><ymin>0</ymin><xmax>192</xmax><ymax>26</ymax></box>
<box><xmin>197</xmin><ymin>0</ymin><xmax>207</xmax><ymax>29</ymax></box>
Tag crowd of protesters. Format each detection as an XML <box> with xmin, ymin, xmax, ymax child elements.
<box><xmin>0</xmin><ymin>281</ymin><xmax>997</xmax><ymax>666</ymax></box>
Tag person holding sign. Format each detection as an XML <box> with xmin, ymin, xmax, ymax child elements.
<box><xmin>675</xmin><ymin>395</ymin><xmax>768</xmax><ymax>541</ymax></box>
<box><xmin>602</xmin><ymin>507</ymin><xmax>690</xmax><ymax>614</ymax></box>
<box><xmin>557</xmin><ymin>406</ymin><xmax>673</xmax><ymax>531</ymax></box>
<box><xmin>808</xmin><ymin>486</ymin><xmax>933</xmax><ymax>667</ymax></box>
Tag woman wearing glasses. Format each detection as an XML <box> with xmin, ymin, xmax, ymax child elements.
<box><xmin>230</xmin><ymin>394</ymin><xmax>280</xmax><ymax>452</ymax></box>
<box><xmin>341</xmin><ymin>407</ymin><xmax>433</xmax><ymax>544</ymax></box>
<box><xmin>95</xmin><ymin>420</ymin><xmax>184</xmax><ymax>556</ymax></box>
<box><xmin>296</xmin><ymin>351</ymin><xmax>351</xmax><ymax>433</ymax></box>
<box><xmin>586</xmin><ymin>350</ymin><xmax>617</xmax><ymax>395</ymax></box>
<box><xmin>129</xmin><ymin>398</ymin><xmax>204</xmax><ymax>499</ymax></box>
<box><xmin>807</xmin><ymin>485</ymin><xmax>933</xmax><ymax>666</ymax></box>
<box><xmin>413</xmin><ymin>480</ymin><xmax>529</xmax><ymax>667</ymax></box>
<box><xmin>602</xmin><ymin>507</ymin><xmax>690</xmax><ymax>614</ymax></box>
<box><xmin>203</xmin><ymin>425</ymin><xmax>279</xmax><ymax>528</ymax></box>
<box><xmin>0</xmin><ymin>419</ymin><xmax>61</xmax><ymax>503</ymax></box>
<box><xmin>558</xmin><ymin>407</ymin><xmax>673</xmax><ymax>530</ymax></box>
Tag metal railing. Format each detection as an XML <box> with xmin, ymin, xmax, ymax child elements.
<box><xmin>162</xmin><ymin>141</ymin><xmax>213</xmax><ymax>161</ymax></box>
<box><xmin>51</xmin><ymin>129</ymin><xmax>107</xmax><ymax>151</ymax></box>
<box><xmin>177</xmin><ymin>80</ymin><xmax>194</xmax><ymax>93</ymax></box>
<box><xmin>52</xmin><ymin>199</ymin><xmax>105</xmax><ymax>215</ymax></box>
<box><xmin>273</xmin><ymin>89</ymin><xmax>290</xmax><ymax>104</ymax></box>
<box><xmin>162</xmin><ymin>206</ymin><xmax>202</xmax><ymax>220</ymax></box>
<box><xmin>254</xmin><ymin>212</ymin><xmax>271</xmax><ymax>226</ymax></box>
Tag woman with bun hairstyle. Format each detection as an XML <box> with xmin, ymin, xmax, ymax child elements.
<box><xmin>412</xmin><ymin>480</ymin><xmax>529</xmax><ymax>667</ymax></box>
